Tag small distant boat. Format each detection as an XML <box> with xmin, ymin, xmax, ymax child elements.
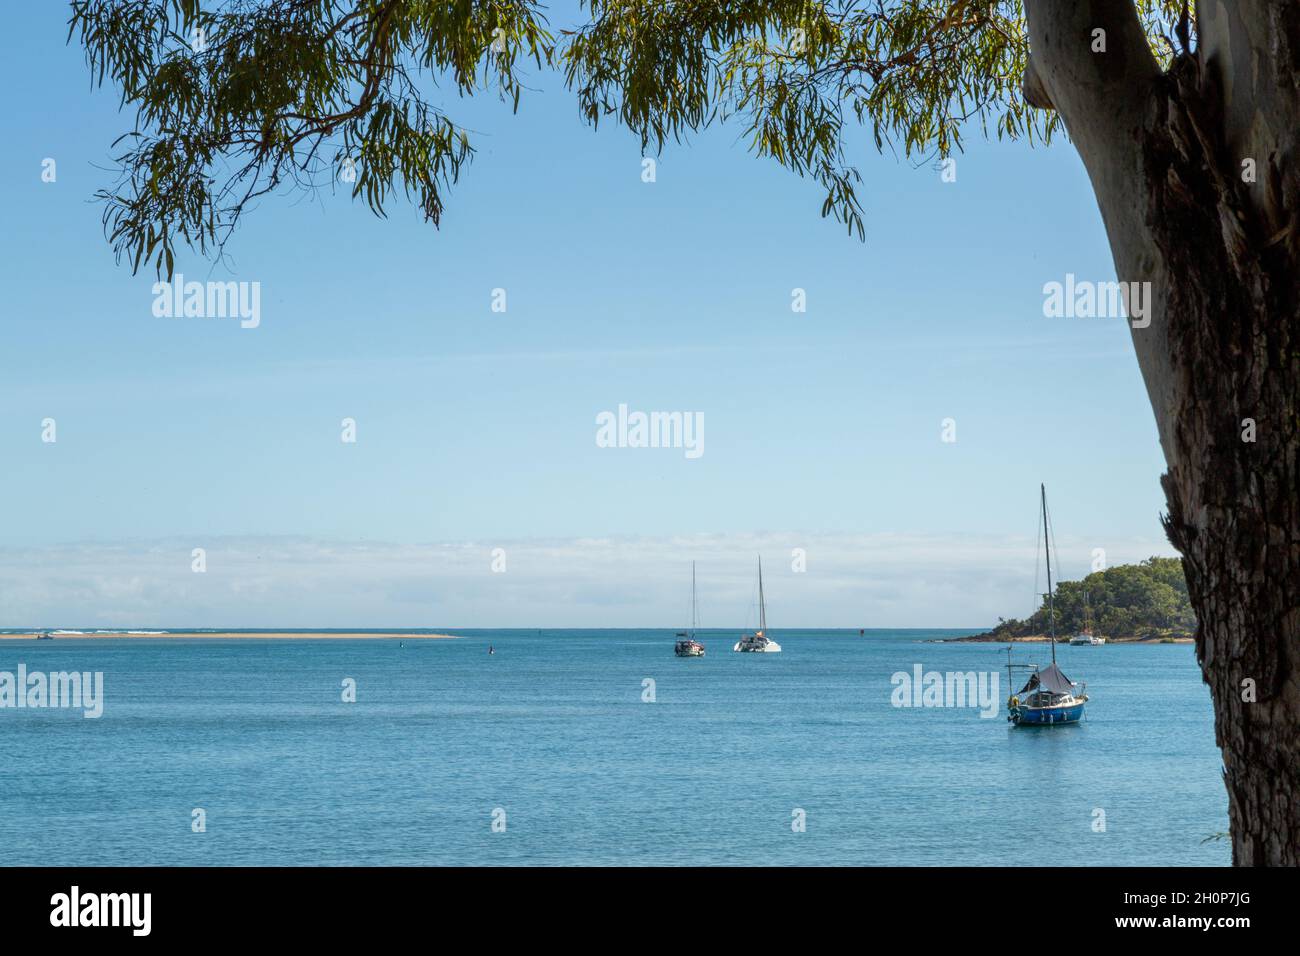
<box><xmin>1007</xmin><ymin>485</ymin><xmax>1088</xmax><ymax>726</ymax></box>
<box><xmin>1069</xmin><ymin>590</ymin><xmax>1104</xmax><ymax>645</ymax></box>
<box><xmin>674</xmin><ymin>563</ymin><xmax>705</xmax><ymax>657</ymax></box>
<box><xmin>733</xmin><ymin>557</ymin><xmax>781</xmax><ymax>653</ymax></box>
<box><xmin>673</xmin><ymin>638</ymin><xmax>704</xmax><ymax>657</ymax></box>
<box><xmin>36</xmin><ymin>631</ymin><xmax>54</xmax><ymax>640</ymax></box>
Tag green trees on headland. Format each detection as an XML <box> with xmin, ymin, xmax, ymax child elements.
<box><xmin>987</xmin><ymin>557</ymin><xmax>1195</xmax><ymax>641</ymax></box>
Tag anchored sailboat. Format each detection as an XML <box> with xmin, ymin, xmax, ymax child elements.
<box><xmin>1069</xmin><ymin>590</ymin><xmax>1104</xmax><ymax>645</ymax></box>
<box><xmin>1006</xmin><ymin>485</ymin><xmax>1089</xmax><ymax>726</ymax></box>
<box><xmin>733</xmin><ymin>557</ymin><xmax>782</xmax><ymax>653</ymax></box>
<box><xmin>674</xmin><ymin>562</ymin><xmax>705</xmax><ymax>657</ymax></box>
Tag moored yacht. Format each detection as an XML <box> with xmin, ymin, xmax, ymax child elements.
<box><xmin>674</xmin><ymin>562</ymin><xmax>705</xmax><ymax>657</ymax></box>
<box><xmin>1006</xmin><ymin>485</ymin><xmax>1089</xmax><ymax>726</ymax></box>
<box><xmin>733</xmin><ymin>557</ymin><xmax>781</xmax><ymax>653</ymax></box>
<box><xmin>1068</xmin><ymin>591</ymin><xmax>1104</xmax><ymax>644</ymax></box>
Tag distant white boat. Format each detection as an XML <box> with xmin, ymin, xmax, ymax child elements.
<box><xmin>1069</xmin><ymin>590</ymin><xmax>1104</xmax><ymax>645</ymax></box>
<box><xmin>733</xmin><ymin>557</ymin><xmax>781</xmax><ymax>653</ymax></box>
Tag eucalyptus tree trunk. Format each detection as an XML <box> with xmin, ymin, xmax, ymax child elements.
<box><xmin>1023</xmin><ymin>0</ymin><xmax>1300</xmax><ymax>864</ymax></box>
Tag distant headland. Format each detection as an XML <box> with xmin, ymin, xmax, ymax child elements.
<box><xmin>951</xmin><ymin>557</ymin><xmax>1197</xmax><ymax>644</ymax></box>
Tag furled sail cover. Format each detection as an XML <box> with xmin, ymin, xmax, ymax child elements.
<box><xmin>1018</xmin><ymin>662</ymin><xmax>1076</xmax><ymax>696</ymax></box>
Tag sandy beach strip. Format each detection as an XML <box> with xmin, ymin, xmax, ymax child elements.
<box><xmin>0</xmin><ymin>631</ymin><xmax>461</xmax><ymax>640</ymax></box>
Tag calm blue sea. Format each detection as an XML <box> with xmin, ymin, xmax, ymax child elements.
<box><xmin>0</xmin><ymin>630</ymin><xmax>1229</xmax><ymax>866</ymax></box>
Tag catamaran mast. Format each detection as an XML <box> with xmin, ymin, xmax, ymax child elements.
<box><xmin>757</xmin><ymin>556</ymin><xmax>767</xmax><ymax>636</ymax></box>
<box><xmin>1042</xmin><ymin>483</ymin><xmax>1057</xmax><ymax>666</ymax></box>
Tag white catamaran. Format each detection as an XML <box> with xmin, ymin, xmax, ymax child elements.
<box><xmin>733</xmin><ymin>557</ymin><xmax>782</xmax><ymax>653</ymax></box>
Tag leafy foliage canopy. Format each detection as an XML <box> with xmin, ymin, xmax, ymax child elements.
<box><xmin>70</xmin><ymin>0</ymin><xmax>1193</xmax><ymax>275</ymax></box>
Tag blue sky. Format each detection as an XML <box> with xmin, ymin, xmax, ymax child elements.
<box><xmin>0</xmin><ymin>3</ymin><xmax>1175</xmax><ymax>627</ymax></box>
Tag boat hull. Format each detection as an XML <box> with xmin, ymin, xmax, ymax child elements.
<box><xmin>733</xmin><ymin>641</ymin><xmax>781</xmax><ymax>653</ymax></box>
<box><xmin>1010</xmin><ymin>700</ymin><xmax>1086</xmax><ymax>725</ymax></box>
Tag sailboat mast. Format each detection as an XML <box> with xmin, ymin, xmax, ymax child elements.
<box><xmin>1042</xmin><ymin>483</ymin><xmax>1057</xmax><ymax>666</ymax></box>
<box><xmin>691</xmin><ymin>561</ymin><xmax>697</xmax><ymax>637</ymax></box>
<box><xmin>758</xmin><ymin>556</ymin><xmax>767</xmax><ymax>635</ymax></box>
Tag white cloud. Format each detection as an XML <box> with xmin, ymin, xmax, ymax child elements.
<box><xmin>0</xmin><ymin>532</ymin><xmax>1177</xmax><ymax>629</ymax></box>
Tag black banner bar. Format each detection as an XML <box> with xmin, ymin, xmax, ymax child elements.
<box><xmin>0</xmin><ymin>866</ymin><xmax>1283</xmax><ymax>942</ymax></box>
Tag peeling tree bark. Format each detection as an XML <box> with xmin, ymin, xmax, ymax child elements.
<box><xmin>1025</xmin><ymin>0</ymin><xmax>1300</xmax><ymax>865</ymax></box>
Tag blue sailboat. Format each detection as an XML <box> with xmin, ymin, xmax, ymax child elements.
<box><xmin>1006</xmin><ymin>485</ymin><xmax>1089</xmax><ymax>726</ymax></box>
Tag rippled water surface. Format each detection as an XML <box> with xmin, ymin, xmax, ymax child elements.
<box><xmin>0</xmin><ymin>630</ymin><xmax>1228</xmax><ymax>865</ymax></box>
